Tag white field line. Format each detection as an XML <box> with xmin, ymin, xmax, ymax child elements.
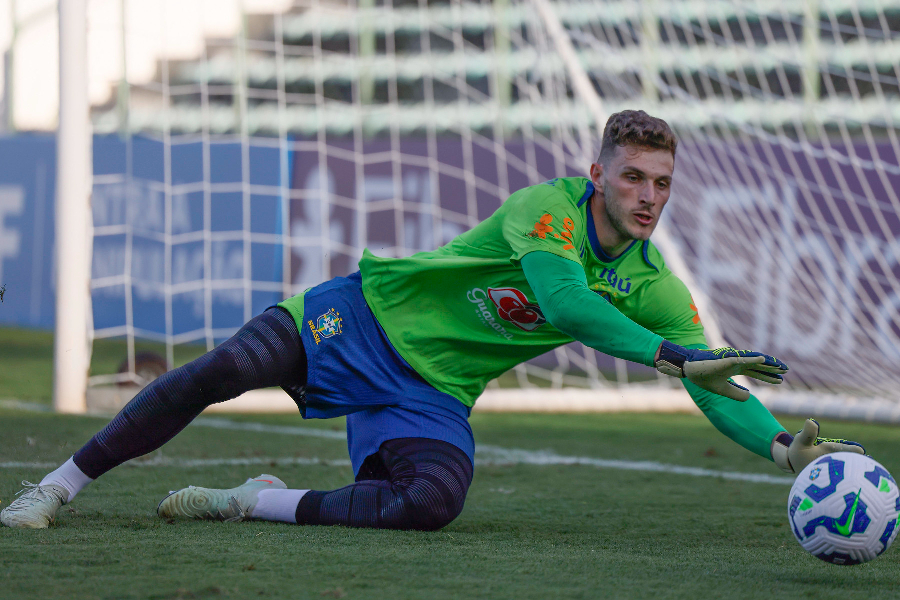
<box><xmin>0</xmin><ymin>451</ymin><xmax>794</xmax><ymax>485</ymax></box>
<box><xmin>0</xmin><ymin>399</ymin><xmax>52</xmax><ymax>412</ymax></box>
<box><xmin>0</xmin><ymin>457</ymin><xmax>352</xmax><ymax>470</ymax></box>
<box><xmin>0</xmin><ymin>405</ymin><xmax>794</xmax><ymax>486</ymax></box>
<box><xmin>475</xmin><ymin>445</ymin><xmax>793</xmax><ymax>485</ymax></box>
<box><xmin>193</xmin><ymin>417</ymin><xmax>347</xmax><ymax>440</ymax></box>
<box><xmin>191</xmin><ymin>417</ymin><xmax>793</xmax><ymax>485</ymax></box>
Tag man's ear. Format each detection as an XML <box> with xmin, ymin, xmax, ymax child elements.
<box><xmin>589</xmin><ymin>162</ymin><xmax>603</xmax><ymax>185</ymax></box>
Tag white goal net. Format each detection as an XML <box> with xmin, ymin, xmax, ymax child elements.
<box><xmin>76</xmin><ymin>0</ymin><xmax>900</xmax><ymax>419</ymax></box>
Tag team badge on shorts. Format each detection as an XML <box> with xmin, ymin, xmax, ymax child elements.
<box><xmin>308</xmin><ymin>308</ymin><xmax>343</xmax><ymax>344</ymax></box>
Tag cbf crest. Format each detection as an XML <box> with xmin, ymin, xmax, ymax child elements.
<box><xmin>307</xmin><ymin>308</ymin><xmax>343</xmax><ymax>345</ymax></box>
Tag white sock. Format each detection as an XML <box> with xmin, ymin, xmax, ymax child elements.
<box><xmin>253</xmin><ymin>488</ymin><xmax>309</xmax><ymax>523</ymax></box>
<box><xmin>39</xmin><ymin>457</ymin><xmax>94</xmax><ymax>501</ymax></box>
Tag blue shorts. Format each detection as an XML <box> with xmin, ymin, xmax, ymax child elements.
<box><xmin>297</xmin><ymin>272</ymin><xmax>474</xmax><ymax>475</ymax></box>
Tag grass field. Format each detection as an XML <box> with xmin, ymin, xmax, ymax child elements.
<box><xmin>0</xmin><ymin>326</ymin><xmax>207</xmax><ymax>403</ymax></box>
<box><xmin>1</xmin><ymin>407</ymin><xmax>899</xmax><ymax>600</ymax></box>
<box><xmin>1</xmin><ymin>326</ymin><xmax>899</xmax><ymax>599</ymax></box>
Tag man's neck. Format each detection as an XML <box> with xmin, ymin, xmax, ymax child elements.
<box><xmin>590</xmin><ymin>192</ymin><xmax>633</xmax><ymax>259</ymax></box>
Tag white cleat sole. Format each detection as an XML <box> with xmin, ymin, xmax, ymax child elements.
<box><xmin>157</xmin><ymin>474</ymin><xmax>286</xmax><ymax>522</ymax></box>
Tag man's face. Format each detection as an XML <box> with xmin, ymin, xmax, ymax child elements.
<box><xmin>589</xmin><ymin>145</ymin><xmax>674</xmax><ymax>251</ymax></box>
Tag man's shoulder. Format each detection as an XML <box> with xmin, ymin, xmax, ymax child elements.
<box><xmin>541</xmin><ymin>176</ymin><xmax>592</xmax><ymax>200</ymax></box>
<box><xmin>628</xmin><ymin>241</ymin><xmax>706</xmax><ymax>344</ymax></box>
<box><xmin>507</xmin><ymin>177</ymin><xmax>592</xmax><ymax>207</ymax></box>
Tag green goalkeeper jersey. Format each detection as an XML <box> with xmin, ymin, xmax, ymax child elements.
<box><xmin>359</xmin><ymin>176</ymin><xmax>707</xmax><ymax>406</ymax></box>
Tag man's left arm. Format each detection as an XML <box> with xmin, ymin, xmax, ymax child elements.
<box><xmin>680</xmin><ymin>363</ymin><xmax>785</xmax><ymax>461</ymax></box>
<box><xmin>682</xmin><ymin>352</ymin><xmax>865</xmax><ymax>473</ymax></box>
<box><xmin>639</xmin><ymin>273</ymin><xmax>864</xmax><ymax>473</ymax></box>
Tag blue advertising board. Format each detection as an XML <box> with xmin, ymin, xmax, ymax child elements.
<box><xmin>0</xmin><ymin>134</ymin><xmax>289</xmax><ymax>340</ymax></box>
<box><xmin>0</xmin><ymin>134</ymin><xmax>56</xmax><ymax>329</ymax></box>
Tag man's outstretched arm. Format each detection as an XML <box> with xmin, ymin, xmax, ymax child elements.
<box><xmin>519</xmin><ymin>251</ymin><xmax>861</xmax><ymax>472</ymax></box>
<box><xmin>681</xmin><ymin>355</ymin><xmax>865</xmax><ymax>473</ymax></box>
<box><xmin>680</xmin><ymin>372</ymin><xmax>786</xmax><ymax>460</ymax></box>
<box><xmin>520</xmin><ymin>250</ymin><xmax>787</xmax><ymax>402</ymax></box>
<box><xmin>520</xmin><ymin>250</ymin><xmax>663</xmax><ymax>366</ymax></box>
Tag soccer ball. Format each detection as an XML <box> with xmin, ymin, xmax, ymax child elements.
<box><xmin>788</xmin><ymin>452</ymin><xmax>900</xmax><ymax>565</ymax></box>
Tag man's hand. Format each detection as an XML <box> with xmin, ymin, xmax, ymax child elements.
<box><xmin>654</xmin><ymin>341</ymin><xmax>788</xmax><ymax>401</ymax></box>
<box><xmin>771</xmin><ymin>418</ymin><xmax>866</xmax><ymax>474</ymax></box>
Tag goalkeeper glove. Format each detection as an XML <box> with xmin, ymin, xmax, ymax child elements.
<box><xmin>770</xmin><ymin>418</ymin><xmax>866</xmax><ymax>474</ymax></box>
<box><xmin>654</xmin><ymin>341</ymin><xmax>788</xmax><ymax>402</ymax></box>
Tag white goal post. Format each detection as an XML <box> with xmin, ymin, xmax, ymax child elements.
<box><xmin>53</xmin><ymin>0</ymin><xmax>900</xmax><ymax>420</ymax></box>
<box><xmin>54</xmin><ymin>0</ymin><xmax>92</xmax><ymax>414</ymax></box>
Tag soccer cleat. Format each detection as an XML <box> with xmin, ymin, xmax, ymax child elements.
<box><xmin>1</xmin><ymin>481</ymin><xmax>70</xmax><ymax>529</ymax></box>
<box><xmin>157</xmin><ymin>474</ymin><xmax>286</xmax><ymax>522</ymax></box>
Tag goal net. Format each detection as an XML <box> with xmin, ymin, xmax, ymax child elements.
<box><xmin>79</xmin><ymin>0</ymin><xmax>900</xmax><ymax>419</ymax></box>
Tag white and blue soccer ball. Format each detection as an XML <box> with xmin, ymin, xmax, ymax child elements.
<box><xmin>788</xmin><ymin>452</ymin><xmax>900</xmax><ymax>565</ymax></box>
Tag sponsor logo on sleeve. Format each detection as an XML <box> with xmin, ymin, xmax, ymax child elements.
<box><xmin>526</xmin><ymin>213</ymin><xmax>575</xmax><ymax>252</ymax></box>
<box><xmin>527</xmin><ymin>213</ymin><xmax>554</xmax><ymax>239</ymax></box>
<box><xmin>689</xmin><ymin>296</ymin><xmax>701</xmax><ymax>324</ymax></box>
<box><xmin>553</xmin><ymin>217</ymin><xmax>576</xmax><ymax>251</ymax></box>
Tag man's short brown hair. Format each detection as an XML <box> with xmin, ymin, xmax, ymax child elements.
<box><xmin>596</xmin><ymin>110</ymin><xmax>677</xmax><ymax>165</ymax></box>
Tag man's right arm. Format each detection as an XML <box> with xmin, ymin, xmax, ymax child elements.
<box><xmin>521</xmin><ymin>250</ymin><xmax>788</xmax><ymax>402</ymax></box>
<box><xmin>520</xmin><ymin>250</ymin><xmax>662</xmax><ymax>366</ymax></box>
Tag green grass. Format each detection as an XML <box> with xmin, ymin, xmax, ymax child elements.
<box><xmin>2</xmin><ymin>326</ymin><xmax>899</xmax><ymax>598</ymax></box>
<box><xmin>1</xmin><ymin>409</ymin><xmax>899</xmax><ymax>600</ymax></box>
<box><xmin>0</xmin><ymin>326</ymin><xmax>55</xmax><ymax>402</ymax></box>
<box><xmin>0</xmin><ymin>327</ymin><xmax>206</xmax><ymax>403</ymax></box>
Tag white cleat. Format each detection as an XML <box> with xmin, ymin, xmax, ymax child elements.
<box><xmin>157</xmin><ymin>474</ymin><xmax>286</xmax><ymax>522</ymax></box>
<box><xmin>1</xmin><ymin>481</ymin><xmax>70</xmax><ymax>529</ymax></box>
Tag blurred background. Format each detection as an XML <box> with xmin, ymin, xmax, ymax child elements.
<box><xmin>1</xmin><ymin>0</ymin><xmax>899</xmax><ymax>418</ymax></box>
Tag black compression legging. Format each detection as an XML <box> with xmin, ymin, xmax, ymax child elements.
<box><xmin>296</xmin><ymin>437</ymin><xmax>473</xmax><ymax>531</ymax></box>
<box><xmin>71</xmin><ymin>307</ymin><xmax>472</xmax><ymax>531</ymax></box>
<box><xmin>73</xmin><ymin>307</ymin><xmax>307</xmax><ymax>479</ymax></box>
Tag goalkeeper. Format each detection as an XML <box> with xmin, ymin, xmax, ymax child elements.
<box><xmin>2</xmin><ymin>110</ymin><xmax>864</xmax><ymax>530</ymax></box>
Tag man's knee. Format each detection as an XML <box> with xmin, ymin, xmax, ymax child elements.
<box><xmin>403</xmin><ymin>498</ymin><xmax>464</xmax><ymax>531</ymax></box>
<box><xmin>376</xmin><ymin>438</ymin><xmax>474</xmax><ymax>530</ymax></box>
<box><xmin>401</xmin><ymin>473</ymin><xmax>469</xmax><ymax>531</ymax></box>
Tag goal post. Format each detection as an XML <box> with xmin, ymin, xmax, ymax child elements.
<box><xmin>54</xmin><ymin>0</ymin><xmax>92</xmax><ymax>414</ymax></box>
